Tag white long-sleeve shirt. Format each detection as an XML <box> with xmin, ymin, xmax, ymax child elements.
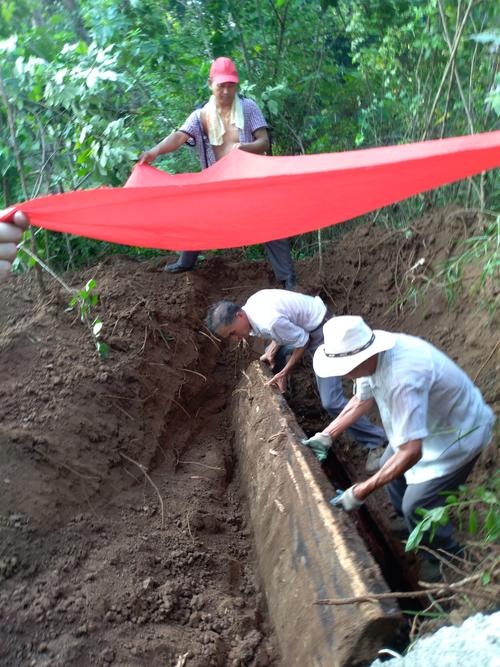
<box><xmin>242</xmin><ymin>289</ymin><xmax>326</xmax><ymax>348</ymax></box>
<box><xmin>355</xmin><ymin>333</ymin><xmax>495</xmax><ymax>483</ymax></box>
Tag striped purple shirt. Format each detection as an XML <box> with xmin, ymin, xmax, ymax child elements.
<box><xmin>179</xmin><ymin>97</ymin><xmax>268</xmax><ymax>168</ymax></box>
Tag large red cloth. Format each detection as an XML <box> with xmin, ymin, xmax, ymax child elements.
<box><xmin>1</xmin><ymin>132</ymin><xmax>499</xmax><ymax>250</ymax></box>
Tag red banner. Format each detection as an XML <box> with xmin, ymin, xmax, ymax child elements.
<box><xmin>1</xmin><ymin>132</ymin><xmax>499</xmax><ymax>250</ymax></box>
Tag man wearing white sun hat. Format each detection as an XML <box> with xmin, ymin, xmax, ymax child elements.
<box><xmin>305</xmin><ymin>315</ymin><xmax>495</xmax><ymax>556</ymax></box>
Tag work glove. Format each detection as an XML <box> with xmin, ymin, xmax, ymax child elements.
<box><xmin>301</xmin><ymin>432</ymin><xmax>332</xmax><ymax>463</ymax></box>
<box><xmin>329</xmin><ymin>486</ymin><xmax>364</xmax><ymax>512</ymax></box>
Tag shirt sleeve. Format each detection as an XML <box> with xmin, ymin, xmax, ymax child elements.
<box><xmin>388</xmin><ymin>381</ymin><xmax>429</xmax><ymax>448</ymax></box>
<box><xmin>178</xmin><ymin>110</ymin><xmax>200</xmax><ymax>146</ymax></box>
<box><xmin>245</xmin><ymin>99</ymin><xmax>268</xmax><ymax>135</ymax></box>
<box><xmin>355</xmin><ymin>377</ymin><xmax>373</xmax><ymax>402</ymax></box>
<box><xmin>271</xmin><ymin>316</ymin><xmax>309</xmax><ymax>348</ymax></box>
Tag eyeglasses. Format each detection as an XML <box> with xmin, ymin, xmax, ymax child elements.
<box><xmin>324</xmin><ymin>332</ymin><xmax>375</xmax><ymax>358</ymax></box>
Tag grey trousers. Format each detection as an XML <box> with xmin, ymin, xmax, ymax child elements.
<box><xmin>380</xmin><ymin>445</ymin><xmax>480</xmax><ymax>554</ymax></box>
<box><xmin>175</xmin><ymin>238</ymin><xmax>295</xmax><ymax>282</ymax></box>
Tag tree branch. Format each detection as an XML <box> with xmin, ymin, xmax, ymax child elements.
<box><xmin>0</xmin><ymin>73</ymin><xmax>45</xmax><ymax>293</ymax></box>
<box><xmin>421</xmin><ymin>0</ymin><xmax>475</xmax><ymax>141</ymax></box>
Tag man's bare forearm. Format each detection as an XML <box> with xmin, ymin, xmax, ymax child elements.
<box><xmin>239</xmin><ymin>128</ymin><xmax>270</xmax><ymax>155</ymax></box>
<box><xmin>145</xmin><ymin>131</ymin><xmax>188</xmax><ymax>160</ymax></box>
<box><xmin>323</xmin><ymin>396</ymin><xmax>375</xmax><ymax>439</ymax></box>
<box><xmin>155</xmin><ymin>131</ymin><xmax>188</xmax><ymax>154</ymax></box>
<box><xmin>282</xmin><ymin>346</ymin><xmax>306</xmax><ymax>374</ymax></box>
<box><xmin>239</xmin><ymin>139</ymin><xmax>269</xmax><ymax>154</ymax></box>
<box><xmin>354</xmin><ymin>439</ymin><xmax>422</xmax><ymax>500</ymax></box>
<box><xmin>265</xmin><ymin>341</ymin><xmax>281</xmax><ymax>360</ymax></box>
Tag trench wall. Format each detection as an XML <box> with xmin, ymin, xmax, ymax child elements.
<box><xmin>232</xmin><ymin>362</ymin><xmax>402</xmax><ymax>667</ymax></box>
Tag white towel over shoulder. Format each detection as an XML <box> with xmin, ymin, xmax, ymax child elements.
<box><xmin>204</xmin><ymin>94</ymin><xmax>244</xmax><ymax>146</ymax></box>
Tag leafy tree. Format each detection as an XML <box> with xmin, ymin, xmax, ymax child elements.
<box><xmin>0</xmin><ymin>0</ymin><xmax>498</xmax><ymax>271</ymax></box>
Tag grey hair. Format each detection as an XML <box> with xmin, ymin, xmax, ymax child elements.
<box><xmin>205</xmin><ymin>300</ymin><xmax>242</xmax><ymax>334</ymax></box>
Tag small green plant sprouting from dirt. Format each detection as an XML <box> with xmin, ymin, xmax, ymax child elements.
<box><xmin>402</xmin><ymin>473</ymin><xmax>500</xmax><ymax>638</ymax></box>
<box><xmin>13</xmin><ymin>238</ymin><xmax>109</xmax><ymax>359</ymax></box>
<box><xmin>67</xmin><ymin>278</ymin><xmax>109</xmax><ymax>359</ymax></box>
<box><xmin>406</xmin><ymin>473</ymin><xmax>500</xmax><ymax>553</ymax></box>
<box><xmin>437</xmin><ymin>216</ymin><xmax>499</xmax><ymax>307</ymax></box>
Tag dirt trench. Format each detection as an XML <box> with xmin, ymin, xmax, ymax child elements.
<box><xmin>0</xmin><ymin>256</ymin><xmax>281</xmax><ymax>666</ymax></box>
<box><xmin>0</xmin><ymin>207</ymin><xmax>498</xmax><ymax>666</ymax></box>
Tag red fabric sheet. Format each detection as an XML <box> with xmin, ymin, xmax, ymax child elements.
<box><xmin>1</xmin><ymin>132</ymin><xmax>499</xmax><ymax>250</ymax></box>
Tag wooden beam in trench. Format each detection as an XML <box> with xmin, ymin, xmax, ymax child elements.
<box><xmin>231</xmin><ymin>362</ymin><xmax>403</xmax><ymax>667</ymax></box>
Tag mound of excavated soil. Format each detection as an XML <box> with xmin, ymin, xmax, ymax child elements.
<box><xmin>0</xmin><ymin>206</ymin><xmax>498</xmax><ymax>666</ymax></box>
<box><xmin>0</xmin><ymin>252</ymin><xmax>277</xmax><ymax>667</ymax></box>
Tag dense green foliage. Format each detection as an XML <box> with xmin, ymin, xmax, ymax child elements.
<box><xmin>0</xmin><ymin>0</ymin><xmax>498</xmax><ymax>270</ymax></box>
<box><xmin>406</xmin><ymin>473</ymin><xmax>500</xmax><ymax>552</ymax></box>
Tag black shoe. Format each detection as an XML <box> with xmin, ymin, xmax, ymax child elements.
<box><xmin>164</xmin><ymin>262</ymin><xmax>193</xmax><ymax>274</ymax></box>
<box><xmin>282</xmin><ymin>277</ymin><xmax>297</xmax><ymax>290</ymax></box>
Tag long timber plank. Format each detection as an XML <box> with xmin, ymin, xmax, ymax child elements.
<box><xmin>232</xmin><ymin>362</ymin><xmax>402</xmax><ymax>667</ymax></box>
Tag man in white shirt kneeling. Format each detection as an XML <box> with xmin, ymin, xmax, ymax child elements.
<box><xmin>308</xmin><ymin>315</ymin><xmax>495</xmax><ymax>558</ymax></box>
<box><xmin>205</xmin><ymin>290</ymin><xmax>387</xmax><ymax>465</ymax></box>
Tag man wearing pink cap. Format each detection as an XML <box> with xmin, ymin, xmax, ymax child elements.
<box><xmin>139</xmin><ymin>57</ymin><xmax>296</xmax><ymax>288</ymax></box>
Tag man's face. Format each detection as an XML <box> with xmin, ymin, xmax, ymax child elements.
<box><xmin>216</xmin><ymin>311</ymin><xmax>251</xmax><ymax>342</ymax></box>
<box><xmin>209</xmin><ymin>80</ymin><xmax>238</xmax><ymax>106</ymax></box>
<box><xmin>345</xmin><ymin>354</ymin><xmax>378</xmax><ymax>380</ymax></box>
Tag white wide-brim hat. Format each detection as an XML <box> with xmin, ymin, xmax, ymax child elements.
<box><xmin>313</xmin><ymin>315</ymin><xmax>395</xmax><ymax>377</ymax></box>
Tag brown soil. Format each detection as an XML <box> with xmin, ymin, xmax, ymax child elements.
<box><xmin>0</xmin><ymin>206</ymin><xmax>498</xmax><ymax>665</ymax></box>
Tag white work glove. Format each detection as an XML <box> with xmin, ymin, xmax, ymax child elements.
<box><xmin>330</xmin><ymin>486</ymin><xmax>364</xmax><ymax>512</ymax></box>
<box><xmin>301</xmin><ymin>432</ymin><xmax>332</xmax><ymax>462</ymax></box>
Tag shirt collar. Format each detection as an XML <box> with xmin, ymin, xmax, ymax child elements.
<box><xmin>241</xmin><ymin>305</ymin><xmax>260</xmax><ymax>337</ymax></box>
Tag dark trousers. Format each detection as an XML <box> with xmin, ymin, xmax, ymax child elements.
<box><xmin>175</xmin><ymin>237</ymin><xmax>295</xmax><ymax>282</ymax></box>
<box><xmin>380</xmin><ymin>445</ymin><xmax>480</xmax><ymax>554</ymax></box>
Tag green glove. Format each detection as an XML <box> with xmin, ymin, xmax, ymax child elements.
<box><xmin>301</xmin><ymin>432</ymin><xmax>332</xmax><ymax>462</ymax></box>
